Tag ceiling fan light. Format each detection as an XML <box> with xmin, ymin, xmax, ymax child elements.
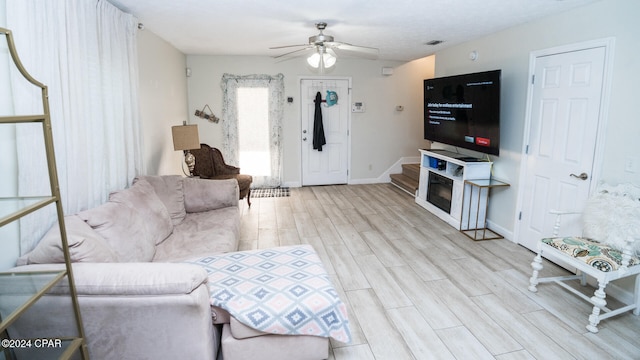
<box><xmin>323</xmin><ymin>53</ymin><xmax>336</xmax><ymax>68</ymax></box>
<box><xmin>307</xmin><ymin>53</ymin><xmax>321</xmax><ymax>68</ymax></box>
<box><xmin>307</xmin><ymin>52</ymin><xmax>336</xmax><ymax>69</ymax></box>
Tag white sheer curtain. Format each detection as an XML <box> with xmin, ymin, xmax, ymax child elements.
<box><xmin>7</xmin><ymin>0</ymin><xmax>142</xmax><ymax>253</ymax></box>
<box><xmin>221</xmin><ymin>73</ymin><xmax>284</xmax><ymax>188</ymax></box>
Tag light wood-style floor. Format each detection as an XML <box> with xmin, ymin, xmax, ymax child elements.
<box><xmin>238</xmin><ymin>183</ymin><xmax>640</xmax><ymax>360</ymax></box>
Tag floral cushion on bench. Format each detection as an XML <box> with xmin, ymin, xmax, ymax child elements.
<box><xmin>542</xmin><ymin>237</ymin><xmax>640</xmax><ymax>272</ymax></box>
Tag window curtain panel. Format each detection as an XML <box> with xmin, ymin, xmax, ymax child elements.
<box><xmin>6</xmin><ymin>0</ymin><xmax>143</xmax><ymax>254</ymax></box>
<box><xmin>221</xmin><ymin>73</ymin><xmax>284</xmax><ymax>188</ymax></box>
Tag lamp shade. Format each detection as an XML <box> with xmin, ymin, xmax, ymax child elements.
<box><xmin>171</xmin><ymin>124</ymin><xmax>200</xmax><ymax>151</ymax></box>
<box><xmin>307</xmin><ymin>52</ymin><xmax>336</xmax><ymax>69</ymax></box>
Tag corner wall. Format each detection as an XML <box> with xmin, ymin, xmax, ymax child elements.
<box><xmin>137</xmin><ymin>29</ymin><xmax>189</xmax><ymax>176</ymax></box>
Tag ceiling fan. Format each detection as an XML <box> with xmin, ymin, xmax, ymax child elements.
<box><xmin>270</xmin><ymin>22</ymin><xmax>379</xmax><ymax>69</ymax></box>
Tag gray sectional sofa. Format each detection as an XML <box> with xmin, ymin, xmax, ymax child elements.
<box><xmin>2</xmin><ymin>175</ymin><xmax>240</xmax><ymax>359</ymax></box>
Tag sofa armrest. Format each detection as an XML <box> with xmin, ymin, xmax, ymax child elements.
<box><xmin>7</xmin><ymin>263</ymin><xmax>208</xmax><ymax>296</ymax></box>
<box><xmin>4</xmin><ymin>263</ymin><xmax>218</xmax><ymax>360</ymax></box>
<box><xmin>183</xmin><ymin>177</ymin><xmax>239</xmax><ymax>213</ymax></box>
<box><xmin>73</xmin><ymin>262</ymin><xmax>207</xmax><ymax>295</ymax></box>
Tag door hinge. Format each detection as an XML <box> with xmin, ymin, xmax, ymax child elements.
<box><xmin>525</xmin><ymin>145</ymin><xmax>529</xmax><ymax>154</ymax></box>
<box><xmin>518</xmin><ymin>211</ymin><xmax>522</xmax><ymax>220</ymax></box>
<box><xmin>531</xmin><ymin>75</ymin><xmax>535</xmax><ymax>84</ymax></box>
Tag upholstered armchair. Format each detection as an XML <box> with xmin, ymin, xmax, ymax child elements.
<box><xmin>191</xmin><ymin>144</ymin><xmax>252</xmax><ymax>206</ymax></box>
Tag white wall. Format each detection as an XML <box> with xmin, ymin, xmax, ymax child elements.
<box><xmin>186</xmin><ymin>55</ymin><xmax>434</xmax><ymax>186</ymax></box>
<box><xmin>433</xmin><ymin>0</ymin><xmax>640</xmax><ymax>238</ymax></box>
<box><xmin>137</xmin><ymin>28</ymin><xmax>189</xmax><ymax>176</ymax></box>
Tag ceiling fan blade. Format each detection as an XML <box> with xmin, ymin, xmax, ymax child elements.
<box><xmin>274</xmin><ymin>45</ymin><xmax>315</xmax><ymax>59</ymax></box>
<box><xmin>273</xmin><ymin>46</ymin><xmax>316</xmax><ymax>61</ymax></box>
<box><xmin>271</xmin><ymin>23</ymin><xmax>379</xmax><ymax>62</ymax></box>
<box><xmin>332</xmin><ymin>42</ymin><xmax>378</xmax><ymax>52</ymax></box>
<box><xmin>269</xmin><ymin>44</ymin><xmax>310</xmax><ymax>50</ymax></box>
<box><xmin>330</xmin><ymin>42</ymin><xmax>379</xmax><ymax>59</ymax></box>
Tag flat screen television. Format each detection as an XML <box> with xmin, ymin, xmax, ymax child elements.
<box><xmin>424</xmin><ymin>69</ymin><xmax>501</xmax><ymax>156</ymax></box>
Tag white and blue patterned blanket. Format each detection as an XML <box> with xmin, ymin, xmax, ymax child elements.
<box><xmin>185</xmin><ymin>245</ymin><xmax>351</xmax><ymax>343</ymax></box>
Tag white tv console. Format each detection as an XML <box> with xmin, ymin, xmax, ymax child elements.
<box><xmin>415</xmin><ymin>149</ymin><xmax>492</xmax><ymax>230</ymax></box>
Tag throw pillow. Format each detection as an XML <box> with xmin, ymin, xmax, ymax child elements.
<box><xmin>582</xmin><ymin>187</ymin><xmax>640</xmax><ymax>254</ymax></box>
<box><xmin>109</xmin><ymin>179</ymin><xmax>174</xmax><ymax>245</ymax></box>
<box><xmin>183</xmin><ymin>177</ymin><xmax>237</xmax><ymax>213</ymax></box>
<box><xmin>78</xmin><ymin>200</ymin><xmax>156</xmax><ymax>262</ymax></box>
<box><xmin>134</xmin><ymin>175</ymin><xmax>186</xmax><ymax>225</ymax></box>
<box><xmin>78</xmin><ymin>180</ymin><xmax>173</xmax><ymax>262</ymax></box>
<box><xmin>16</xmin><ymin>215</ymin><xmax>118</xmax><ymax>265</ymax></box>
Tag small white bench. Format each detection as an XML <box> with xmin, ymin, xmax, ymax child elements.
<box><xmin>528</xmin><ymin>183</ymin><xmax>640</xmax><ymax>333</ymax></box>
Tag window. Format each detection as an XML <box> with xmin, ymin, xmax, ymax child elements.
<box><xmin>221</xmin><ymin>73</ymin><xmax>284</xmax><ymax>188</ymax></box>
<box><xmin>237</xmin><ymin>87</ymin><xmax>270</xmax><ymax>176</ymax></box>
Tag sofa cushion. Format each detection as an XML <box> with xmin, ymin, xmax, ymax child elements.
<box><xmin>78</xmin><ymin>201</ymin><xmax>154</xmax><ymax>262</ymax></box>
<box><xmin>229</xmin><ymin>317</ymin><xmax>268</xmax><ymax>339</ymax></box>
<box><xmin>109</xmin><ymin>179</ymin><xmax>174</xmax><ymax>245</ymax></box>
<box><xmin>152</xmin><ymin>207</ymin><xmax>240</xmax><ymax>262</ymax></box>
<box><xmin>221</xmin><ymin>324</ymin><xmax>329</xmax><ymax>360</ymax></box>
<box><xmin>134</xmin><ymin>175</ymin><xmax>186</xmax><ymax>225</ymax></box>
<box><xmin>541</xmin><ymin>236</ymin><xmax>640</xmax><ymax>272</ymax></box>
<box><xmin>78</xmin><ymin>180</ymin><xmax>172</xmax><ymax>262</ymax></box>
<box><xmin>16</xmin><ymin>215</ymin><xmax>118</xmax><ymax>265</ymax></box>
<box><xmin>183</xmin><ymin>178</ymin><xmax>238</xmax><ymax>213</ymax></box>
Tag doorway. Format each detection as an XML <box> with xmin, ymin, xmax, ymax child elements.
<box><xmin>516</xmin><ymin>39</ymin><xmax>613</xmax><ymax>252</ymax></box>
<box><xmin>300</xmin><ymin>78</ymin><xmax>351</xmax><ymax>186</ymax></box>
<box><xmin>238</xmin><ymin>87</ymin><xmax>270</xmax><ymax>177</ymax></box>
<box><xmin>221</xmin><ymin>73</ymin><xmax>284</xmax><ymax>188</ymax></box>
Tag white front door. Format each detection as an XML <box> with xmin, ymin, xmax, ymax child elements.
<box><xmin>300</xmin><ymin>78</ymin><xmax>350</xmax><ymax>186</ymax></box>
<box><xmin>518</xmin><ymin>45</ymin><xmax>608</xmax><ymax>251</ymax></box>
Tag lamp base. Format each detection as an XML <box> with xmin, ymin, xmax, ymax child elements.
<box><xmin>184</xmin><ymin>150</ymin><xmax>196</xmax><ymax>176</ymax></box>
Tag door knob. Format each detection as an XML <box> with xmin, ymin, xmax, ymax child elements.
<box><xmin>570</xmin><ymin>172</ymin><xmax>588</xmax><ymax>180</ymax></box>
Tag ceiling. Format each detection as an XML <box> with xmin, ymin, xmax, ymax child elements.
<box><xmin>108</xmin><ymin>0</ymin><xmax>599</xmax><ymax>62</ymax></box>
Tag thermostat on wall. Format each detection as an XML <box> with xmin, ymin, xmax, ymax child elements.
<box><xmin>352</xmin><ymin>102</ymin><xmax>365</xmax><ymax>113</ymax></box>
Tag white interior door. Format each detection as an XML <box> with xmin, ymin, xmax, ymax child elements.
<box><xmin>301</xmin><ymin>78</ymin><xmax>350</xmax><ymax>186</ymax></box>
<box><xmin>518</xmin><ymin>45</ymin><xmax>607</xmax><ymax>251</ymax></box>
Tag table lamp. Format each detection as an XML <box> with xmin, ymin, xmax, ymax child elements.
<box><xmin>171</xmin><ymin>122</ymin><xmax>200</xmax><ymax>176</ymax></box>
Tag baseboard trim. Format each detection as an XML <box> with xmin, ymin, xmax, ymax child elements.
<box><xmin>348</xmin><ymin>178</ymin><xmax>380</xmax><ymax>185</ymax></box>
<box><xmin>349</xmin><ymin>156</ymin><xmax>420</xmax><ymax>185</ymax></box>
<box><xmin>281</xmin><ymin>181</ymin><xmax>301</xmax><ymax>188</ymax></box>
<box><xmin>486</xmin><ymin>219</ymin><xmax>514</xmax><ymax>242</ymax></box>
<box><xmin>290</xmin><ymin>156</ymin><xmax>421</xmax><ymax>187</ymax></box>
